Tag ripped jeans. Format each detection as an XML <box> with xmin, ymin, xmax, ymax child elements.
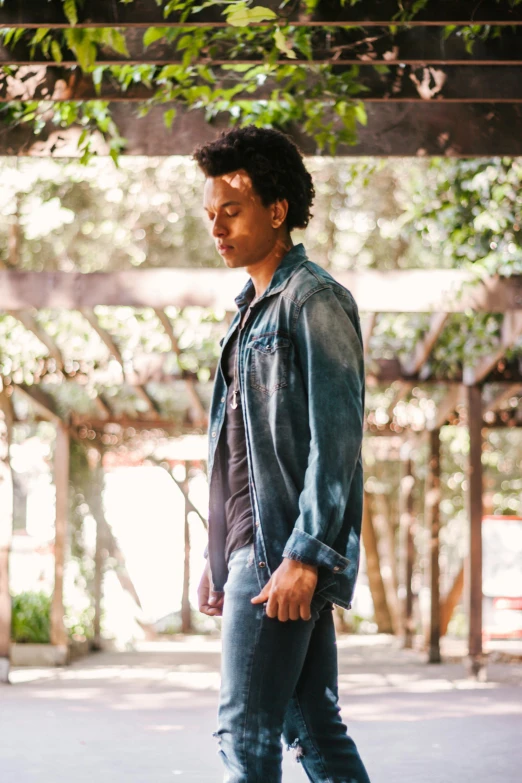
<box><xmin>213</xmin><ymin>543</ymin><xmax>371</xmax><ymax>783</ymax></box>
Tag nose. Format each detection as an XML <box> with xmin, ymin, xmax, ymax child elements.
<box><xmin>212</xmin><ymin>216</ymin><xmax>227</xmax><ymax>238</ymax></box>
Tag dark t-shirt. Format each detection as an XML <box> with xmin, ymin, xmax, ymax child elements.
<box><xmin>222</xmin><ymin>328</ymin><xmax>254</xmax><ymax>566</ymax></box>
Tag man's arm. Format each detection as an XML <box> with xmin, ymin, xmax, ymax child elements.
<box><xmin>282</xmin><ymin>285</ymin><xmax>365</xmax><ymax>573</ymax></box>
<box><xmin>251</xmin><ymin>285</ymin><xmax>364</xmax><ymax>621</ymax></box>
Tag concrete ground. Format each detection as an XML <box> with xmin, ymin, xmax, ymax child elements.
<box><xmin>1</xmin><ymin>634</ymin><xmax>521</xmax><ymax>783</ymax></box>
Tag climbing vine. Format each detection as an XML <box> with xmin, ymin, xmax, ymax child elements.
<box><xmin>0</xmin><ymin>0</ymin><xmax>520</xmax><ymax>159</ymax></box>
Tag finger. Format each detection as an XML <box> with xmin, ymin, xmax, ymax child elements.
<box><xmin>278</xmin><ymin>600</ymin><xmax>290</xmax><ymax>623</ymax></box>
<box><xmin>251</xmin><ymin>585</ymin><xmax>270</xmax><ymax>604</ymax></box>
<box><xmin>289</xmin><ymin>602</ymin><xmax>301</xmax><ymax>621</ymax></box>
<box><xmin>300</xmin><ymin>602</ymin><xmax>312</xmax><ymax>621</ymax></box>
<box><xmin>266</xmin><ymin>593</ymin><xmax>279</xmax><ymax>619</ymax></box>
<box><xmin>200</xmin><ymin>603</ymin><xmax>223</xmax><ymax>616</ymax></box>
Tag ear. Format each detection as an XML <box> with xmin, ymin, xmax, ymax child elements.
<box><xmin>271</xmin><ymin>198</ymin><xmax>289</xmax><ymax>229</ymax></box>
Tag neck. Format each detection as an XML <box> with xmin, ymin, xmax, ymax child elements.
<box><xmin>246</xmin><ymin>236</ymin><xmax>294</xmax><ymax>299</ymax></box>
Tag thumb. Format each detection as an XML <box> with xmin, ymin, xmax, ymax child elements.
<box><xmin>251</xmin><ymin>580</ymin><xmax>271</xmax><ymax>604</ymax></box>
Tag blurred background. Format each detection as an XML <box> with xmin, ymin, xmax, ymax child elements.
<box><xmin>2</xmin><ymin>154</ymin><xmax>522</xmax><ymax>654</ymax></box>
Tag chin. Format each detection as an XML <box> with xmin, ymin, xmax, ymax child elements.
<box><xmin>224</xmin><ymin>254</ymin><xmax>247</xmax><ymax>269</ymax></box>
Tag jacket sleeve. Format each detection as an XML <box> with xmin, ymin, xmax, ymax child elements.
<box><xmin>282</xmin><ymin>286</ymin><xmax>365</xmax><ymax>573</ymax></box>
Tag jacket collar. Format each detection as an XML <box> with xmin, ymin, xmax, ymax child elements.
<box><xmin>234</xmin><ymin>243</ymin><xmax>308</xmax><ymax>308</ymax></box>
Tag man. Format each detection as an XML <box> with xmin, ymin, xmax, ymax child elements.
<box><xmin>194</xmin><ymin>126</ymin><xmax>370</xmax><ymax>783</ymax></box>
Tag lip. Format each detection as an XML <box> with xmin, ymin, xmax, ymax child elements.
<box><xmin>217</xmin><ymin>244</ymin><xmax>234</xmax><ymax>254</ymax></box>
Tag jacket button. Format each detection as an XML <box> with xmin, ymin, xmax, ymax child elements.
<box><xmin>221</xmin><ymin>396</ymin><xmax>225</xmax><ymax>402</ymax></box>
<box><xmin>333</xmin><ymin>565</ymin><xmax>341</xmax><ymax>572</ymax></box>
<box><xmin>211</xmin><ymin>431</ymin><xmax>216</xmax><ymax>437</ymax></box>
<box><xmin>258</xmin><ymin>561</ymin><xmax>266</xmax><ymax>568</ymax></box>
<box><xmin>255</xmin><ymin>521</ymin><xmax>260</xmax><ymax>527</ymax></box>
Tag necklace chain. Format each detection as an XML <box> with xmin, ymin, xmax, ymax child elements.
<box><xmin>231</xmin><ymin>296</ymin><xmax>258</xmax><ymax>410</ymax></box>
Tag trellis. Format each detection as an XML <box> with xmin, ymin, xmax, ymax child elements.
<box><xmin>1</xmin><ymin>1</ymin><xmax>522</xmax><ymax>155</ymax></box>
<box><xmin>1</xmin><ymin>1</ymin><xmax>522</xmax><ymax>682</ymax></box>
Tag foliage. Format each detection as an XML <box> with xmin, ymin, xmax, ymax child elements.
<box><xmin>2</xmin><ymin>154</ymin><xmax>522</xmax><ymax>395</ymax></box>
<box><xmin>11</xmin><ymin>590</ymin><xmax>51</xmax><ymax>643</ymax></box>
<box><xmin>1</xmin><ymin>1</ymin><xmax>519</xmax><ymax>159</ymax></box>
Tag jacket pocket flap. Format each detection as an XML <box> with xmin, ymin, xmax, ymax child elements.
<box><xmin>250</xmin><ymin>335</ymin><xmax>291</xmax><ymax>354</ymax></box>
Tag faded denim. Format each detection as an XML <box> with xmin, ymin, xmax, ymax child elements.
<box><xmin>206</xmin><ymin>243</ymin><xmax>365</xmax><ymax>611</ymax></box>
<box><xmin>213</xmin><ymin>542</ymin><xmax>371</xmax><ymax>783</ymax></box>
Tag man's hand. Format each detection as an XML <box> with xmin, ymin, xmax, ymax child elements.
<box><xmin>251</xmin><ymin>557</ymin><xmax>318</xmax><ymax>621</ymax></box>
<box><xmin>197</xmin><ymin>559</ymin><xmax>225</xmax><ymax>616</ymax></box>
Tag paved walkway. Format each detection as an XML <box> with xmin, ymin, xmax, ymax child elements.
<box><xmin>1</xmin><ymin>635</ymin><xmax>521</xmax><ymax>782</ymax></box>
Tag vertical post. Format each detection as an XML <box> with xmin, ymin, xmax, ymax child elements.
<box><xmin>0</xmin><ymin>391</ymin><xmax>13</xmax><ymax>683</ymax></box>
<box><xmin>466</xmin><ymin>385</ymin><xmax>485</xmax><ymax>677</ymax></box>
<box><xmin>399</xmin><ymin>448</ymin><xmax>415</xmax><ymax>649</ymax></box>
<box><xmin>93</xmin><ymin>512</ymin><xmax>104</xmax><ymax>650</ymax></box>
<box><xmin>90</xmin><ymin>450</ymin><xmax>105</xmax><ymax>651</ymax></box>
<box><xmin>362</xmin><ymin>491</ymin><xmax>394</xmax><ymax>633</ymax></box>
<box><xmin>50</xmin><ymin>423</ymin><xmax>69</xmax><ymax>654</ymax></box>
<box><xmin>181</xmin><ymin>461</ymin><xmax>192</xmax><ymax>634</ymax></box>
<box><xmin>427</xmin><ymin>428</ymin><xmax>442</xmax><ymax>663</ymax></box>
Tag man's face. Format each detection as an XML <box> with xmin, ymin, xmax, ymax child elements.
<box><xmin>203</xmin><ymin>169</ymin><xmax>286</xmax><ymax>269</ymax></box>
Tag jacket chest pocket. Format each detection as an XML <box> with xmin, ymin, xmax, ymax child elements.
<box><xmin>249</xmin><ymin>334</ymin><xmax>291</xmax><ymax>396</ymax></box>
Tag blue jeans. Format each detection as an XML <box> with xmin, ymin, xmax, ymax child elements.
<box><xmin>213</xmin><ymin>543</ymin><xmax>371</xmax><ymax>783</ymax></box>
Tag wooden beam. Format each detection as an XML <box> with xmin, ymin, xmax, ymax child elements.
<box><xmin>463</xmin><ymin>311</ymin><xmax>522</xmax><ymax>384</ymax></box>
<box><xmin>2</xmin><ymin>268</ymin><xmax>522</xmax><ymax>313</ymax></box>
<box><xmin>80</xmin><ymin>308</ymin><xmax>159</xmax><ymax>416</ymax></box>
<box><xmin>3</xmin><ymin>102</ymin><xmax>522</xmax><ymax>157</ymax></box>
<box><xmin>15</xmin><ymin>383</ymin><xmax>62</xmax><ymax>424</ymax></box>
<box><xmin>73</xmin><ymin>415</ymin><xmax>187</xmax><ymax>434</ymax></box>
<box><xmin>427</xmin><ymin>384</ymin><xmax>464</xmax><ymax>431</ymax></box>
<box><xmin>386</xmin><ymin>381</ymin><xmax>414</xmax><ymax>421</ymax></box>
<box><xmin>50</xmin><ymin>422</ymin><xmax>69</xmax><ymax>650</ymax></box>
<box><xmin>3</xmin><ymin>27</ymin><xmax>522</xmax><ymax>67</ymax></box>
<box><xmin>93</xmin><ymin>393</ymin><xmax>112</xmax><ymax>420</ymax></box>
<box><xmin>4</xmin><ymin>65</ymin><xmax>522</xmax><ymax>102</ymax></box>
<box><xmin>402</xmin><ymin>312</ymin><xmax>449</xmax><ymax>376</ymax></box>
<box><xmin>427</xmin><ymin>428</ymin><xmax>441</xmax><ymax>663</ymax></box>
<box><xmin>465</xmin><ymin>385</ymin><xmax>484</xmax><ymax>678</ymax></box>
<box><xmin>1</xmin><ymin>0</ymin><xmax>521</xmax><ymax>28</ymax></box>
<box><xmin>0</xmin><ymin>391</ymin><xmax>13</xmax><ymax>683</ymax></box>
<box><xmin>155</xmin><ymin>309</ymin><xmax>207</xmax><ymax>428</ymax></box>
<box><xmin>80</xmin><ymin>307</ymin><xmax>123</xmax><ymax>364</ymax></box>
<box><xmin>8</xmin><ymin>310</ymin><xmax>64</xmax><ymax>368</ymax></box>
<box><xmin>483</xmin><ymin>383</ymin><xmax>521</xmax><ymax>414</ymax></box>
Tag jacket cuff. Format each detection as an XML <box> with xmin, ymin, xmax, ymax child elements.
<box><xmin>282</xmin><ymin>528</ymin><xmax>351</xmax><ymax>574</ymax></box>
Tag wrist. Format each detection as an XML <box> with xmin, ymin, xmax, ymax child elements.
<box><xmin>283</xmin><ymin>556</ymin><xmax>318</xmax><ymax>573</ymax></box>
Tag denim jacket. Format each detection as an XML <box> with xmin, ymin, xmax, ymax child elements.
<box><xmin>205</xmin><ymin>243</ymin><xmax>365</xmax><ymax>610</ymax></box>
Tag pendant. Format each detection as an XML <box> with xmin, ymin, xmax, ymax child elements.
<box><xmin>231</xmin><ymin>390</ymin><xmax>238</xmax><ymax>410</ymax></box>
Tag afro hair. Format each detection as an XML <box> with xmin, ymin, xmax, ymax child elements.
<box><xmin>193</xmin><ymin>126</ymin><xmax>315</xmax><ymax>233</ymax></box>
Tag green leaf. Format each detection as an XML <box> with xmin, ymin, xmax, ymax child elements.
<box><xmin>31</xmin><ymin>28</ymin><xmax>50</xmax><ymax>45</ymax></box>
<box><xmin>274</xmin><ymin>28</ymin><xmax>297</xmax><ymax>59</ymax></box>
<box><xmin>92</xmin><ymin>66</ymin><xmax>105</xmax><ymax>96</ymax></box>
<box><xmin>51</xmin><ymin>40</ymin><xmax>63</xmax><ymax>63</ymax></box>
<box><xmin>143</xmin><ymin>27</ymin><xmax>169</xmax><ymax>48</ymax></box>
<box><xmin>107</xmin><ymin>30</ymin><xmax>130</xmax><ymax>58</ymax></box>
<box><xmin>225</xmin><ymin>4</ymin><xmax>277</xmax><ymax>27</ymax></box>
<box><xmin>354</xmin><ymin>101</ymin><xmax>367</xmax><ymax>126</ymax></box>
<box><xmin>63</xmin><ymin>0</ymin><xmax>78</xmax><ymax>26</ymax></box>
<box><xmin>164</xmin><ymin>107</ymin><xmax>176</xmax><ymax>128</ymax></box>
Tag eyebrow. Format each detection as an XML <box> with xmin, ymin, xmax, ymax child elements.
<box><xmin>204</xmin><ymin>200</ymin><xmax>242</xmax><ymax>212</ymax></box>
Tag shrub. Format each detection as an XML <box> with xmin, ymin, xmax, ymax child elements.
<box><xmin>11</xmin><ymin>591</ymin><xmax>51</xmax><ymax>644</ymax></box>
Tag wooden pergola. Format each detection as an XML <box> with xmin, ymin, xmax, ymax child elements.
<box><xmin>1</xmin><ymin>1</ymin><xmax>522</xmax><ymax>681</ymax></box>
<box><xmin>1</xmin><ymin>1</ymin><xmax>522</xmax><ymax>155</ymax></box>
